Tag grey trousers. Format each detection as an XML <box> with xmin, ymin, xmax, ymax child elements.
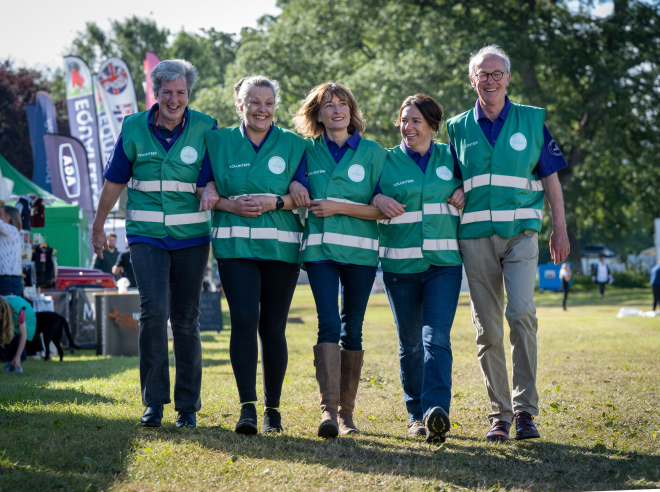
<box><xmin>460</xmin><ymin>231</ymin><xmax>539</xmax><ymax>424</ymax></box>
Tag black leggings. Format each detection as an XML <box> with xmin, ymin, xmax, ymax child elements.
<box><xmin>653</xmin><ymin>285</ymin><xmax>660</xmax><ymax>311</ymax></box>
<box><xmin>218</xmin><ymin>258</ymin><xmax>299</xmax><ymax>408</ymax></box>
<box><xmin>562</xmin><ymin>280</ymin><xmax>570</xmax><ymax>309</ymax></box>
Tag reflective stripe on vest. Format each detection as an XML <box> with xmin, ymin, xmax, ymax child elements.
<box><xmin>379</xmin><ymin>239</ymin><xmax>459</xmax><ymax>259</ymax></box>
<box><xmin>326</xmin><ymin>197</ymin><xmax>366</xmax><ymax>205</ymax></box>
<box><xmin>128</xmin><ymin>178</ymin><xmax>197</xmax><ymax>193</ymax></box>
<box><xmin>164</xmin><ymin>211</ymin><xmax>210</xmax><ymax>226</ymax></box>
<box><xmin>212</xmin><ymin>226</ymin><xmax>301</xmax><ymax>243</ymax></box>
<box><xmin>423</xmin><ymin>203</ymin><xmax>460</xmax><ymax>216</ymax></box>
<box><xmin>300</xmin><ymin>232</ymin><xmax>378</xmax><ymax>252</ymax></box>
<box><xmin>463</xmin><ymin>173</ymin><xmax>543</xmax><ymax>193</ymax></box>
<box><xmin>229</xmin><ymin>193</ymin><xmax>278</xmax><ymax>200</ymax></box>
<box><xmin>422</xmin><ymin>239</ymin><xmax>460</xmax><ymax>250</ymax></box>
<box><xmin>379</xmin><ymin>211</ymin><xmax>422</xmax><ymax>225</ymax></box>
<box><xmin>462</xmin><ymin>208</ymin><xmax>543</xmax><ymax>224</ymax></box>
<box><xmin>125</xmin><ymin>210</ymin><xmax>164</xmax><ymax>222</ymax></box>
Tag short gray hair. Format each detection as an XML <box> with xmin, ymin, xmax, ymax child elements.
<box><xmin>468</xmin><ymin>45</ymin><xmax>511</xmax><ymax>77</ymax></box>
<box><xmin>233</xmin><ymin>75</ymin><xmax>280</xmax><ymax>119</ymax></box>
<box><xmin>151</xmin><ymin>59</ymin><xmax>198</xmax><ymax>97</ymax></box>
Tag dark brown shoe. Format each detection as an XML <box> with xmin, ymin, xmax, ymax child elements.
<box><xmin>514</xmin><ymin>411</ymin><xmax>541</xmax><ymax>440</ymax></box>
<box><xmin>486</xmin><ymin>420</ymin><xmax>510</xmax><ymax>441</ymax></box>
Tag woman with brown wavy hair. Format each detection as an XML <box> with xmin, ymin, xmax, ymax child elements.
<box><xmin>288</xmin><ymin>82</ymin><xmax>386</xmax><ymax>438</ymax></box>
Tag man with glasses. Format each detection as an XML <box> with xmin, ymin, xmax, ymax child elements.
<box><xmin>447</xmin><ymin>45</ymin><xmax>570</xmax><ymax>441</ymax></box>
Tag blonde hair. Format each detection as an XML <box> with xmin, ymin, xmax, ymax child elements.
<box><xmin>1</xmin><ymin>206</ymin><xmax>21</xmax><ymax>230</ymax></box>
<box><xmin>0</xmin><ymin>297</ymin><xmax>15</xmax><ymax>346</ymax></box>
<box><xmin>292</xmin><ymin>82</ymin><xmax>366</xmax><ymax>139</ymax></box>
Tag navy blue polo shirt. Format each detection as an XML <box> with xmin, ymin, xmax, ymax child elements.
<box><xmin>449</xmin><ymin>96</ymin><xmax>568</xmax><ymax>180</ymax></box>
<box><xmin>103</xmin><ymin>104</ymin><xmax>216</xmax><ymax>250</ymax></box>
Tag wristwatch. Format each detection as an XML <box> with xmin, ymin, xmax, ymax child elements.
<box><xmin>275</xmin><ymin>196</ymin><xmax>284</xmax><ymax>210</ymax></box>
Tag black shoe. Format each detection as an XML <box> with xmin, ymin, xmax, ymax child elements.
<box><xmin>141</xmin><ymin>405</ymin><xmax>164</xmax><ymax>427</ymax></box>
<box><xmin>235</xmin><ymin>403</ymin><xmax>258</xmax><ymax>435</ymax></box>
<box><xmin>514</xmin><ymin>411</ymin><xmax>541</xmax><ymax>440</ymax></box>
<box><xmin>262</xmin><ymin>408</ymin><xmax>282</xmax><ymax>434</ymax></box>
<box><xmin>424</xmin><ymin>407</ymin><xmax>450</xmax><ymax>443</ymax></box>
<box><xmin>175</xmin><ymin>412</ymin><xmax>196</xmax><ymax>429</ymax></box>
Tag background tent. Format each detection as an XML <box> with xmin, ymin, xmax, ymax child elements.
<box><xmin>0</xmin><ymin>153</ymin><xmax>90</xmax><ymax>268</ymax></box>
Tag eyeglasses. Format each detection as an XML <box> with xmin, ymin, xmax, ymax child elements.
<box><xmin>474</xmin><ymin>71</ymin><xmax>508</xmax><ymax>82</ymax></box>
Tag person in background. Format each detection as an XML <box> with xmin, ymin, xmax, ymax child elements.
<box><xmin>93</xmin><ymin>231</ymin><xmax>120</xmax><ymax>277</ymax></box>
<box><xmin>559</xmin><ymin>263</ymin><xmax>572</xmax><ymax>310</ymax></box>
<box><xmin>0</xmin><ymin>295</ymin><xmax>36</xmax><ymax>374</ymax></box>
<box><xmin>0</xmin><ymin>206</ymin><xmax>24</xmax><ymax>296</ymax></box>
<box><xmin>113</xmin><ymin>241</ymin><xmax>137</xmax><ymax>289</ymax></box>
<box><xmin>591</xmin><ymin>255</ymin><xmax>611</xmax><ymax>300</ymax></box>
<box><xmin>650</xmin><ymin>260</ymin><xmax>660</xmax><ymax>311</ymax></box>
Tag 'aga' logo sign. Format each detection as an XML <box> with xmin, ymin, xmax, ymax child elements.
<box><xmin>58</xmin><ymin>143</ymin><xmax>80</xmax><ymax>198</ymax></box>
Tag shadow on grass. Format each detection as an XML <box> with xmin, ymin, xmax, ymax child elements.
<box><xmin>0</xmin><ymin>408</ymin><xmax>135</xmax><ymax>491</ymax></box>
<box><xmin>148</xmin><ymin>426</ymin><xmax>660</xmax><ymax>490</ymax></box>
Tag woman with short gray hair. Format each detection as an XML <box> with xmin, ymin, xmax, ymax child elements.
<box><xmin>91</xmin><ymin>58</ymin><xmax>218</xmax><ymax>430</ymax></box>
<box><xmin>199</xmin><ymin>75</ymin><xmax>306</xmax><ymax>435</ymax></box>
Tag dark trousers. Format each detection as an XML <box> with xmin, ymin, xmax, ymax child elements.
<box><xmin>562</xmin><ymin>279</ymin><xmax>570</xmax><ymax>309</ymax></box>
<box><xmin>130</xmin><ymin>242</ymin><xmax>209</xmax><ymax>412</ymax></box>
<box><xmin>0</xmin><ymin>276</ymin><xmax>23</xmax><ymax>296</ymax></box>
<box><xmin>218</xmin><ymin>258</ymin><xmax>299</xmax><ymax>408</ymax></box>
<box><xmin>383</xmin><ymin>265</ymin><xmax>462</xmax><ymax>421</ymax></box>
<box><xmin>306</xmin><ymin>262</ymin><xmax>377</xmax><ymax>351</ymax></box>
<box><xmin>653</xmin><ymin>285</ymin><xmax>660</xmax><ymax>311</ymax></box>
<box><xmin>598</xmin><ymin>282</ymin><xmax>606</xmax><ymax>297</ymax></box>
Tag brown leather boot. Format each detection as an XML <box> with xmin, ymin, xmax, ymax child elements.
<box><xmin>313</xmin><ymin>343</ymin><xmax>341</xmax><ymax>438</ymax></box>
<box><xmin>338</xmin><ymin>348</ymin><xmax>364</xmax><ymax>436</ymax></box>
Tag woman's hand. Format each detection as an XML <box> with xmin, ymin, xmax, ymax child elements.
<box><xmin>231</xmin><ymin>195</ymin><xmax>264</xmax><ymax>218</ymax></box>
<box><xmin>289</xmin><ymin>181</ymin><xmax>311</xmax><ymax>207</ymax></box>
<box><xmin>447</xmin><ymin>186</ymin><xmax>465</xmax><ymax>209</ymax></box>
<box><xmin>11</xmin><ymin>353</ymin><xmax>21</xmax><ymax>369</ymax></box>
<box><xmin>374</xmin><ymin>194</ymin><xmax>406</xmax><ymax>219</ymax></box>
<box><xmin>91</xmin><ymin>228</ymin><xmax>109</xmax><ymax>259</ymax></box>
<box><xmin>251</xmin><ymin>195</ymin><xmax>278</xmax><ymax>212</ymax></box>
<box><xmin>309</xmin><ymin>199</ymin><xmax>343</xmax><ymax>218</ymax></box>
<box><xmin>199</xmin><ymin>182</ymin><xmax>220</xmax><ymax>211</ymax></box>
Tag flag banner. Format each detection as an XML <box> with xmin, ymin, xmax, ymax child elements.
<box><xmin>64</xmin><ymin>56</ymin><xmax>103</xmax><ymax>209</ymax></box>
<box><xmin>143</xmin><ymin>52</ymin><xmax>160</xmax><ymax>110</ymax></box>
<box><xmin>43</xmin><ymin>133</ymin><xmax>95</xmax><ymax>226</ymax></box>
<box><xmin>29</xmin><ymin>92</ymin><xmax>58</xmax><ymax>192</ymax></box>
<box><xmin>94</xmin><ymin>74</ymin><xmax>115</xmax><ymax>169</ymax></box>
<box><xmin>96</xmin><ymin>57</ymin><xmax>138</xmax><ymax>140</ymax></box>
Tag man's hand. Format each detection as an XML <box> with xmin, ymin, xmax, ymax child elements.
<box><xmin>199</xmin><ymin>182</ymin><xmax>220</xmax><ymax>211</ymax></box>
<box><xmin>91</xmin><ymin>228</ymin><xmax>109</xmax><ymax>259</ymax></box>
<box><xmin>309</xmin><ymin>199</ymin><xmax>343</xmax><ymax>218</ymax></box>
<box><xmin>549</xmin><ymin>226</ymin><xmax>570</xmax><ymax>264</ymax></box>
<box><xmin>231</xmin><ymin>195</ymin><xmax>263</xmax><ymax>218</ymax></box>
<box><xmin>374</xmin><ymin>194</ymin><xmax>406</xmax><ymax>219</ymax></box>
<box><xmin>289</xmin><ymin>181</ymin><xmax>311</xmax><ymax>207</ymax></box>
<box><xmin>447</xmin><ymin>186</ymin><xmax>465</xmax><ymax>209</ymax></box>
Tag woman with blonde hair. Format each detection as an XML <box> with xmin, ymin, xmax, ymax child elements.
<box><xmin>200</xmin><ymin>75</ymin><xmax>306</xmax><ymax>435</ymax></box>
<box><xmin>0</xmin><ymin>295</ymin><xmax>36</xmax><ymax>373</ymax></box>
<box><xmin>288</xmin><ymin>82</ymin><xmax>386</xmax><ymax>438</ymax></box>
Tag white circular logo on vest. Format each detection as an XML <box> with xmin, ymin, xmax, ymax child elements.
<box><xmin>510</xmin><ymin>133</ymin><xmax>527</xmax><ymax>151</ymax></box>
<box><xmin>180</xmin><ymin>146</ymin><xmax>198</xmax><ymax>164</ymax></box>
<box><xmin>436</xmin><ymin>166</ymin><xmax>453</xmax><ymax>181</ymax></box>
<box><xmin>268</xmin><ymin>156</ymin><xmax>286</xmax><ymax>174</ymax></box>
<box><xmin>348</xmin><ymin>164</ymin><xmax>365</xmax><ymax>182</ymax></box>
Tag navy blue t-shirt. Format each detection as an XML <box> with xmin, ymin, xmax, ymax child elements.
<box><xmin>103</xmin><ymin>104</ymin><xmax>216</xmax><ymax>251</ymax></box>
<box><xmin>448</xmin><ymin>96</ymin><xmax>568</xmax><ymax>180</ymax></box>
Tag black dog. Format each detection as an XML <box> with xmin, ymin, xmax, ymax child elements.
<box><xmin>25</xmin><ymin>312</ymin><xmax>80</xmax><ymax>361</ymax></box>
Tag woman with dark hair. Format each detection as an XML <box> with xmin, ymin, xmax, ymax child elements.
<box><xmin>370</xmin><ymin>94</ymin><xmax>464</xmax><ymax>443</ymax></box>
<box><xmin>200</xmin><ymin>75</ymin><xmax>305</xmax><ymax>435</ymax></box>
<box><xmin>0</xmin><ymin>206</ymin><xmax>24</xmax><ymax>296</ymax></box>
<box><xmin>288</xmin><ymin>82</ymin><xmax>386</xmax><ymax>438</ymax></box>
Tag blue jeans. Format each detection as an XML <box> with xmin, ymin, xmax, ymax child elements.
<box><xmin>0</xmin><ymin>276</ymin><xmax>23</xmax><ymax>296</ymax></box>
<box><xmin>306</xmin><ymin>262</ymin><xmax>377</xmax><ymax>351</ymax></box>
<box><xmin>130</xmin><ymin>242</ymin><xmax>209</xmax><ymax>412</ymax></box>
<box><xmin>383</xmin><ymin>265</ymin><xmax>462</xmax><ymax>422</ymax></box>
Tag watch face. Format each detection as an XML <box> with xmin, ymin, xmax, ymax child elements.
<box><xmin>276</xmin><ymin>197</ymin><xmax>284</xmax><ymax>210</ymax></box>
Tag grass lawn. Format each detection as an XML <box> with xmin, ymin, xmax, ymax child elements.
<box><xmin>1</xmin><ymin>286</ymin><xmax>659</xmax><ymax>491</ymax></box>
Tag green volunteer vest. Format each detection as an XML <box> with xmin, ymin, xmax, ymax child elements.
<box><xmin>122</xmin><ymin>109</ymin><xmax>216</xmax><ymax>239</ymax></box>
<box><xmin>206</xmin><ymin>125</ymin><xmax>306</xmax><ymax>263</ymax></box>
<box><xmin>7</xmin><ymin>295</ymin><xmax>36</xmax><ymax>342</ymax></box>
<box><xmin>447</xmin><ymin>102</ymin><xmax>546</xmax><ymax>239</ymax></box>
<box><xmin>378</xmin><ymin>144</ymin><xmax>462</xmax><ymax>273</ymax></box>
<box><xmin>300</xmin><ymin>137</ymin><xmax>387</xmax><ymax>267</ymax></box>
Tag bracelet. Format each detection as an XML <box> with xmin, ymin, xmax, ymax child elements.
<box><xmin>373</xmin><ymin>193</ymin><xmax>382</xmax><ymax>212</ymax></box>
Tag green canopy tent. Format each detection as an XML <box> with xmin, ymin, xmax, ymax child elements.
<box><xmin>0</xmin><ymin>154</ymin><xmax>90</xmax><ymax>268</ymax></box>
